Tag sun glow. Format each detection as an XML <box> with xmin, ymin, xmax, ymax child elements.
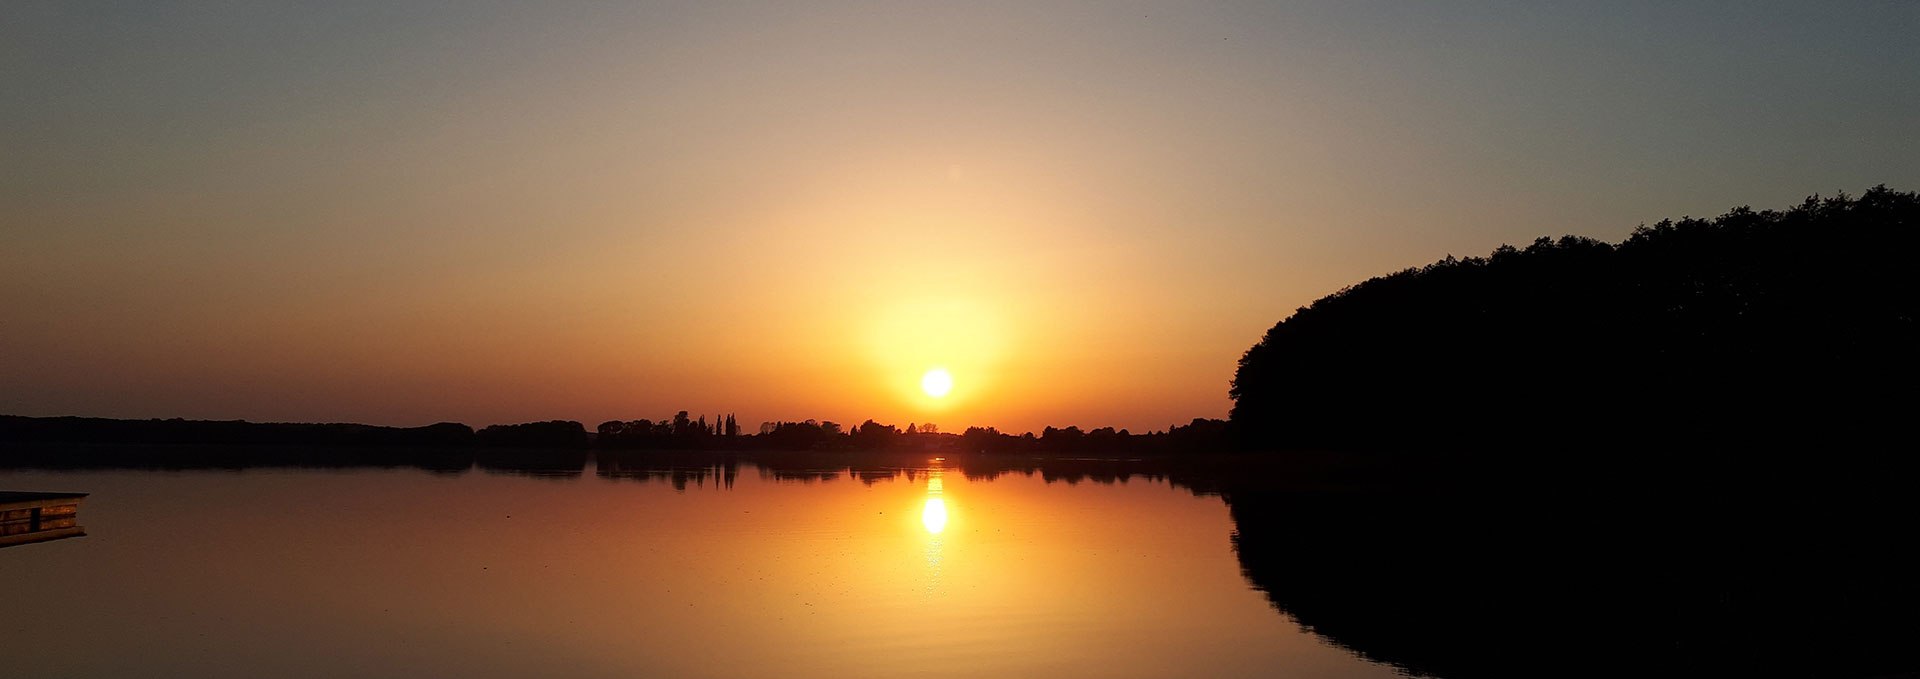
<box><xmin>921</xmin><ymin>368</ymin><xmax>953</xmax><ymax>398</ymax></box>
<box><xmin>863</xmin><ymin>297</ymin><xmax>1006</xmax><ymax>413</ymax></box>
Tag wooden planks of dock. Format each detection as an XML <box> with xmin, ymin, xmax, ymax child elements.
<box><xmin>0</xmin><ymin>491</ymin><xmax>88</xmax><ymax>548</ymax></box>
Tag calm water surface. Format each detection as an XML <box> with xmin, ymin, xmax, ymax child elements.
<box><xmin>1</xmin><ymin>460</ymin><xmax>1401</xmax><ymax>679</ymax></box>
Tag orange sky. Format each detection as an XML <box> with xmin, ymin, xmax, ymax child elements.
<box><xmin>3</xmin><ymin>3</ymin><xmax>1915</xmax><ymax>432</ymax></box>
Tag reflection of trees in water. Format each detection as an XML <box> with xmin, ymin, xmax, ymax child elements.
<box><xmin>1218</xmin><ymin>470</ymin><xmax>1920</xmax><ymax>678</ymax></box>
<box><xmin>596</xmin><ymin>453</ymin><xmax>738</xmax><ymax>491</ymax></box>
<box><xmin>475</xmin><ymin>448</ymin><xmax>588</xmax><ymax>479</ymax></box>
<box><xmin>761</xmin><ymin>469</ymin><xmax>843</xmax><ymax>484</ymax></box>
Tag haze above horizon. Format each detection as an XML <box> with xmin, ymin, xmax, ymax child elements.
<box><xmin>4</xmin><ymin>1</ymin><xmax>1916</xmax><ymax>433</ymax></box>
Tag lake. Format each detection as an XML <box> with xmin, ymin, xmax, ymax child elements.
<box><xmin>0</xmin><ymin>455</ymin><xmax>1404</xmax><ymax>679</ymax></box>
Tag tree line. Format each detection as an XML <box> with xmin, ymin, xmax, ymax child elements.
<box><xmin>0</xmin><ymin>413</ymin><xmax>1231</xmax><ymax>455</ymax></box>
<box><xmin>1229</xmin><ymin>186</ymin><xmax>1919</xmax><ymax>452</ymax></box>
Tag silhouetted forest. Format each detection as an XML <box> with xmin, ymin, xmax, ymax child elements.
<box><xmin>1231</xmin><ymin>186</ymin><xmax>1918</xmax><ymax>452</ymax></box>
<box><xmin>476</xmin><ymin>420</ymin><xmax>589</xmax><ymax>449</ymax></box>
<box><xmin>598</xmin><ymin>411</ymin><xmax>741</xmax><ymax>448</ymax></box>
<box><xmin>602</xmin><ymin>415</ymin><xmax>1231</xmax><ymax>454</ymax></box>
<box><xmin>0</xmin><ymin>413</ymin><xmax>1229</xmax><ymax>464</ymax></box>
<box><xmin>0</xmin><ymin>415</ymin><xmax>476</xmax><ymax>447</ymax></box>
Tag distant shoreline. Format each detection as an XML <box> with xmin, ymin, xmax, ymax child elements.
<box><xmin>0</xmin><ymin>413</ymin><xmax>1234</xmax><ymax>458</ymax></box>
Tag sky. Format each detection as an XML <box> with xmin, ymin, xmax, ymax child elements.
<box><xmin>3</xmin><ymin>1</ymin><xmax>1916</xmax><ymax>434</ymax></box>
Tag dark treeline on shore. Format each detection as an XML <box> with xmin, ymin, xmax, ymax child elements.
<box><xmin>1230</xmin><ymin>186</ymin><xmax>1918</xmax><ymax>452</ymax></box>
<box><xmin>0</xmin><ymin>413</ymin><xmax>1231</xmax><ymax>460</ymax></box>
<box><xmin>0</xmin><ymin>415</ymin><xmax>479</xmax><ymax>448</ymax></box>
<box><xmin>712</xmin><ymin>417</ymin><xmax>1229</xmax><ymax>455</ymax></box>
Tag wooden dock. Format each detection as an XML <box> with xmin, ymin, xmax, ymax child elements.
<box><xmin>0</xmin><ymin>491</ymin><xmax>88</xmax><ymax>548</ymax></box>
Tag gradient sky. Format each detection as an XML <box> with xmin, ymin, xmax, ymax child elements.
<box><xmin>4</xmin><ymin>1</ymin><xmax>1916</xmax><ymax>433</ymax></box>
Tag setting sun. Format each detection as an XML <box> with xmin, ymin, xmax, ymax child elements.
<box><xmin>921</xmin><ymin>368</ymin><xmax>953</xmax><ymax>398</ymax></box>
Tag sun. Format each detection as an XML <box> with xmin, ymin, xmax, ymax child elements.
<box><xmin>920</xmin><ymin>367</ymin><xmax>953</xmax><ymax>398</ymax></box>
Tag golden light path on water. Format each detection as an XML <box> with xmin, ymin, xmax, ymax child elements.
<box><xmin>922</xmin><ymin>460</ymin><xmax>947</xmax><ymax>596</ymax></box>
<box><xmin>922</xmin><ymin>472</ymin><xmax>948</xmax><ymax>535</ymax></box>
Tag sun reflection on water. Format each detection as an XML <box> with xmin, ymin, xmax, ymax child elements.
<box><xmin>921</xmin><ymin>460</ymin><xmax>947</xmax><ymax>597</ymax></box>
<box><xmin>921</xmin><ymin>497</ymin><xmax>947</xmax><ymax>534</ymax></box>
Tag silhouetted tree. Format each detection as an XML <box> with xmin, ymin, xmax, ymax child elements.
<box><xmin>850</xmin><ymin>419</ymin><xmax>900</xmax><ymax>449</ymax></box>
<box><xmin>754</xmin><ymin>419</ymin><xmax>838</xmax><ymax>450</ymax></box>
